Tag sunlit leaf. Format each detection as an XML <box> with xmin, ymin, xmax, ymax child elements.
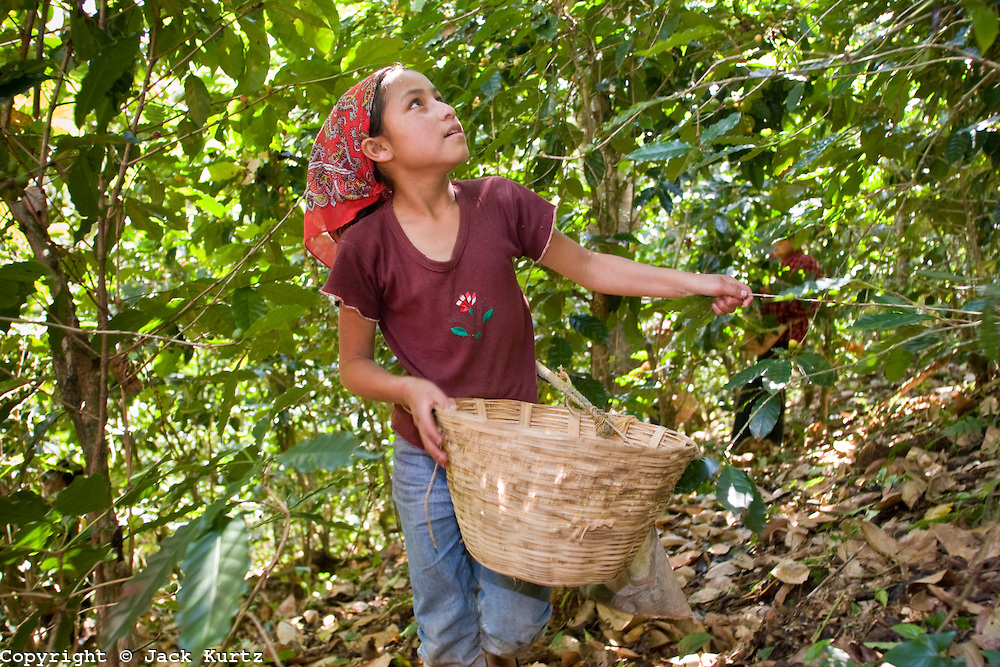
<box><xmin>627</xmin><ymin>140</ymin><xmax>692</xmax><ymax>162</ymax></box>
<box><xmin>966</xmin><ymin>0</ymin><xmax>999</xmax><ymax>52</ymax></box>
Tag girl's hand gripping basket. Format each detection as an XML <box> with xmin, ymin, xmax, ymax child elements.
<box><xmin>435</xmin><ymin>394</ymin><xmax>699</xmax><ymax>587</ymax></box>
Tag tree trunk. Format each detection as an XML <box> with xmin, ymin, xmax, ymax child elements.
<box><xmin>6</xmin><ymin>191</ymin><xmax>127</xmax><ymax>663</ymax></box>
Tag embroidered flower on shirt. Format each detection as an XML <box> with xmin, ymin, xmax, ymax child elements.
<box><xmin>451</xmin><ymin>291</ymin><xmax>493</xmax><ymax>339</ymax></box>
<box><xmin>456</xmin><ymin>292</ymin><xmax>477</xmax><ymax>313</ymax></box>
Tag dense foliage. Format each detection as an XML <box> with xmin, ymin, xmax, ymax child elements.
<box><xmin>1</xmin><ymin>0</ymin><xmax>997</xmax><ymax>662</ymax></box>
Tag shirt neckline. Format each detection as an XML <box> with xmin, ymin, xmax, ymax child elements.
<box><xmin>385</xmin><ymin>181</ymin><xmax>469</xmax><ymax>272</ymax></box>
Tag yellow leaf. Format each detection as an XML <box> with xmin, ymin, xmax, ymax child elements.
<box><xmin>923</xmin><ymin>503</ymin><xmax>953</xmax><ymax>522</ymax></box>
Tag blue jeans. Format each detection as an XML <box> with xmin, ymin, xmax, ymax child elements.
<box><xmin>392</xmin><ymin>439</ymin><xmax>552</xmax><ymax>667</ymax></box>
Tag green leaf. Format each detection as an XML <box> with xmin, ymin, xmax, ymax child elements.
<box><xmin>237</xmin><ymin>12</ymin><xmax>270</xmax><ymax>94</ymax></box>
<box><xmin>0</xmin><ymin>60</ymin><xmax>51</xmax><ymax>102</ymax></box>
<box><xmin>0</xmin><ymin>491</ymin><xmax>49</xmax><ymax>526</ymax></box>
<box><xmin>243</xmin><ymin>304</ymin><xmax>307</xmax><ymax>338</ymax></box>
<box><xmin>74</xmin><ymin>33</ymin><xmax>141</xmax><ymax>127</ymax></box>
<box><xmin>65</xmin><ymin>145</ymin><xmax>103</xmax><ymax>220</ymax></box>
<box><xmin>636</xmin><ymin>25</ymin><xmax>717</xmax><ymax>57</ymax></box>
<box><xmin>981</xmin><ymin>298</ymin><xmax>998</xmax><ymax>362</ymax></box>
<box><xmin>584</xmin><ymin>149</ymin><xmax>605</xmax><ymax>189</ymax></box>
<box><xmin>677</xmin><ymin>631</ymin><xmax>714</xmax><ymax>656</ymax></box>
<box><xmin>0</xmin><ymin>261</ymin><xmax>46</xmax><ymax>332</ymax></box>
<box><xmin>966</xmin><ymin>0</ymin><xmax>1000</xmax><ymax>52</ymax></box>
<box><xmin>944</xmin><ymin>129</ymin><xmax>973</xmax><ymax>164</ymax></box>
<box><xmin>882</xmin><ymin>632</ymin><xmax>959</xmax><ymax>667</ymax></box>
<box><xmin>276</xmin><ymin>432</ymin><xmax>363</xmax><ymax>473</ymax></box>
<box><xmin>748</xmin><ymin>393</ymin><xmax>781</xmax><ymax>440</ymax></box>
<box><xmin>568</xmin><ymin>314</ymin><xmax>609</xmax><ymax>344</ymax></box>
<box><xmin>184</xmin><ymin>74</ymin><xmax>213</xmax><ymax>128</ymax></box>
<box><xmin>103</xmin><ymin>516</ymin><xmax>213</xmax><ymax>648</ymax></box>
<box><xmin>701</xmin><ymin>113</ymin><xmax>741</xmax><ymax>144</ymax></box>
<box><xmin>892</xmin><ymin>623</ymin><xmax>927</xmax><ymax>640</ymax></box>
<box><xmin>883</xmin><ymin>346</ymin><xmax>914</xmax><ymax>383</ymax></box>
<box><xmin>803</xmin><ymin>640</ymin><xmax>833</xmax><ymax>662</ymax></box>
<box><xmin>795</xmin><ymin>351</ymin><xmax>836</xmax><ymax>387</ymax></box>
<box><xmin>851</xmin><ymin>312</ymin><xmax>932</xmax><ymax>331</ymax></box>
<box><xmin>724</xmin><ymin>358</ymin><xmax>791</xmax><ymax>392</ymax></box>
<box><xmin>716</xmin><ymin>466</ymin><xmax>767</xmax><ymax>532</ymax></box>
<box><xmin>176</xmin><ymin>516</ymin><xmax>252</xmax><ymax>657</ymax></box>
<box><xmin>232</xmin><ymin>287</ymin><xmax>267</xmax><ymax>331</ymax></box>
<box><xmin>627</xmin><ymin>139</ymin><xmax>692</xmax><ymax>162</ymax></box>
<box><xmin>723</xmin><ymin>359</ymin><xmax>770</xmax><ymax>391</ymax></box>
<box><xmin>675</xmin><ymin>457</ymin><xmax>719</xmax><ymax>494</ymax></box>
<box><xmin>716</xmin><ymin>465</ymin><xmax>755</xmax><ymax>512</ymax></box>
<box><xmin>217</xmin><ymin>26</ymin><xmax>246</xmax><ymax>80</ymax></box>
<box><xmin>481</xmin><ymin>72</ymin><xmax>503</xmax><ymax>102</ymax></box>
<box><xmin>452</xmin><ymin>327</ymin><xmax>469</xmax><ymax>336</ymax></box>
<box><xmin>53</xmin><ymin>473</ymin><xmax>111</xmax><ymax>517</ymax></box>
<box><xmin>545</xmin><ymin>337</ymin><xmax>574</xmax><ymax>370</ymax></box>
<box><xmin>341</xmin><ymin>36</ymin><xmax>406</xmax><ymax>71</ymax></box>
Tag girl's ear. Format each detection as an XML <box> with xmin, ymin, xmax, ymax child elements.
<box><xmin>361</xmin><ymin>136</ymin><xmax>393</xmax><ymax>163</ymax></box>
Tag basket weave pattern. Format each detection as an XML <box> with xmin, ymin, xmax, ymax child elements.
<box><xmin>437</xmin><ymin>398</ymin><xmax>699</xmax><ymax>586</ymax></box>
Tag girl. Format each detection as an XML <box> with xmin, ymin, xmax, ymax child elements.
<box><xmin>304</xmin><ymin>65</ymin><xmax>752</xmax><ymax>667</ymax></box>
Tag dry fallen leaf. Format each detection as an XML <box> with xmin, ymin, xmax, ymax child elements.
<box><xmin>596</xmin><ymin>602</ymin><xmax>634</xmax><ymax>632</ymax></box>
<box><xmin>277</xmin><ymin>593</ymin><xmax>298</xmax><ymax>619</ymax></box>
<box><xmin>276</xmin><ymin>620</ymin><xmax>299</xmax><ymax>646</ymax></box>
<box><xmin>360</xmin><ymin>654</ymin><xmax>393</xmax><ymax>667</ymax></box>
<box><xmin>366</xmin><ymin>623</ymin><xmax>400</xmax><ymax>651</ymax></box>
<box><xmin>857</xmin><ymin>520</ymin><xmax>900</xmax><ymax>560</ymax></box>
<box><xmin>932</xmin><ymin>523</ymin><xmax>981</xmax><ymax>561</ymax></box>
<box><xmin>688</xmin><ymin>587</ymin><xmax>724</xmax><ymax>604</ymax></box>
<box><xmin>771</xmin><ymin>559</ymin><xmax>810</xmax><ymax>585</ymax></box>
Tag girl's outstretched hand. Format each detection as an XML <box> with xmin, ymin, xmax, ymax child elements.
<box><xmin>706</xmin><ymin>274</ymin><xmax>754</xmax><ymax>316</ymax></box>
<box><xmin>403</xmin><ymin>377</ymin><xmax>456</xmax><ymax>467</ymax></box>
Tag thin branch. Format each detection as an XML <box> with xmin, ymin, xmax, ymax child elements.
<box><xmin>0</xmin><ymin>316</ymin><xmax>234</xmax><ymax>349</ymax></box>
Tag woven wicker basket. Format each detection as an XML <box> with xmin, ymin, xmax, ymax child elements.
<box><xmin>436</xmin><ymin>397</ymin><xmax>698</xmax><ymax>586</ymax></box>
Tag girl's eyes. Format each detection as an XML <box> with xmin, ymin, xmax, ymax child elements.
<box><xmin>408</xmin><ymin>96</ymin><xmax>446</xmax><ymax>108</ymax></box>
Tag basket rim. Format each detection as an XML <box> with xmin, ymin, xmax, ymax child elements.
<box><xmin>437</xmin><ymin>397</ymin><xmax>698</xmax><ymax>451</ymax></box>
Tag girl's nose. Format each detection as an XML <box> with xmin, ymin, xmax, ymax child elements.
<box><xmin>436</xmin><ymin>99</ymin><xmax>456</xmax><ymax>118</ymax></box>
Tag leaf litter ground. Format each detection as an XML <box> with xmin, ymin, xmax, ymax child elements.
<box><xmin>229</xmin><ymin>373</ymin><xmax>999</xmax><ymax>667</ymax></box>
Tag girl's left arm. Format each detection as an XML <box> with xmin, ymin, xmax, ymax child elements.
<box><xmin>540</xmin><ymin>230</ymin><xmax>752</xmax><ymax>316</ymax></box>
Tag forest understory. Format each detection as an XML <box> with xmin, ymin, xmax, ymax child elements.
<box><xmin>144</xmin><ymin>363</ymin><xmax>1000</xmax><ymax>667</ymax></box>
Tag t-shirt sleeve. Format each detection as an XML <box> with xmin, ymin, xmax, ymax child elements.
<box><xmin>321</xmin><ymin>238</ymin><xmax>381</xmax><ymax>322</ymax></box>
<box><xmin>495</xmin><ymin>177</ymin><xmax>556</xmax><ymax>261</ymax></box>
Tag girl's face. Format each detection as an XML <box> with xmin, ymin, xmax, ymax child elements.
<box><xmin>373</xmin><ymin>69</ymin><xmax>470</xmax><ymax>176</ymax></box>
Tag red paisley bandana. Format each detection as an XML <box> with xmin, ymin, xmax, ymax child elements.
<box><xmin>304</xmin><ymin>66</ymin><xmax>393</xmax><ymax>268</ymax></box>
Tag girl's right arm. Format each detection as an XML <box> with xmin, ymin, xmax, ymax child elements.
<box><xmin>338</xmin><ymin>307</ymin><xmax>454</xmax><ymax>466</ymax></box>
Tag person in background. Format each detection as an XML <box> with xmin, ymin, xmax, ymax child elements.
<box><xmin>732</xmin><ymin>236</ymin><xmax>822</xmax><ymax>450</ymax></box>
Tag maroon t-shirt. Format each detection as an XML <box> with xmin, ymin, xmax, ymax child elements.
<box><xmin>323</xmin><ymin>177</ymin><xmax>556</xmax><ymax>449</ymax></box>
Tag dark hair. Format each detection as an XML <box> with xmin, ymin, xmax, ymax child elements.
<box><xmin>367</xmin><ymin>64</ymin><xmax>405</xmax><ymax>188</ymax></box>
